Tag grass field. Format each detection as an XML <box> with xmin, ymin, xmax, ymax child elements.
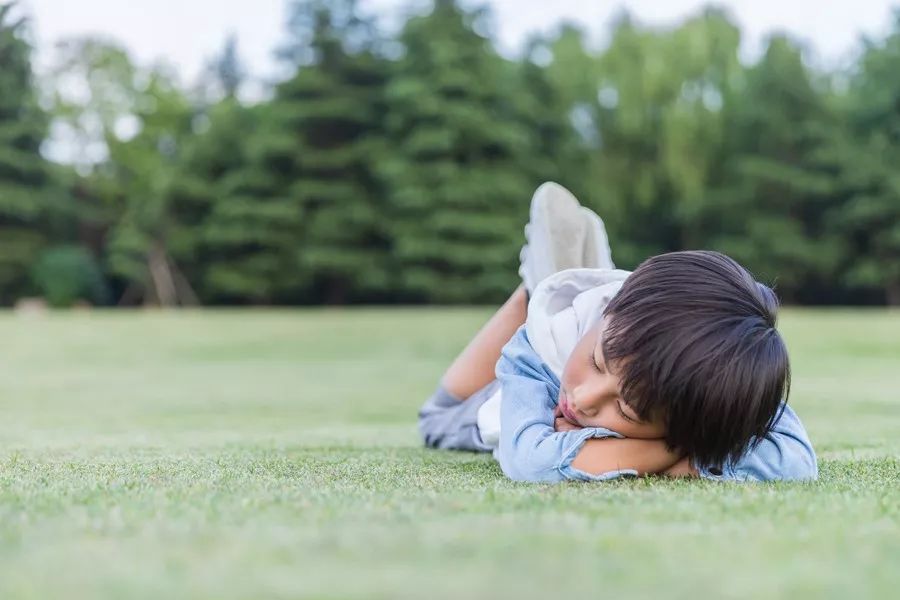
<box><xmin>0</xmin><ymin>308</ymin><xmax>898</xmax><ymax>599</ymax></box>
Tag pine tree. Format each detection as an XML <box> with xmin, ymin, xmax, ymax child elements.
<box><xmin>706</xmin><ymin>35</ymin><xmax>842</xmax><ymax>302</ymax></box>
<box><xmin>836</xmin><ymin>15</ymin><xmax>900</xmax><ymax>305</ymax></box>
<box><xmin>202</xmin><ymin>0</ymin><xmax>389</xmax><ymax>304</ymax></box>
<box><xmin>165</xmin><ymin>99</ymin><xmax>258</xmax><ymax>303</ymax></box>
<box><xmin>165</xmin><ymin>36</ymin><xmax>257</xmax><ymax>303</ymax></box>
<box><xmin>381</xmin><ymin>0</ymin><xmax>535</xmax><ymax>303</ymax></box>
<box><xmin>0</xmin><ymin>3</ymin><xmax>57</xmax><ymax>303</ymax></box>
<box><xmin>514</xmin><ymin>36</ymin><xmax>589</xmax><ymax>199</ymax></box>
<box><xmin>214</xmin><ymin>34</ymin><xmax>243</xmax><ymax>100</ymax></box>
<box><xmin>278</xmin><ymin>0</ymin><xmax>390</xmax><ymax>304</ymax></box>
<box><xmin>584</xmin><ymin>10</ymin><xmax>743</xmax><ymax>268</ymax></box>
<box><xmin>200</xmin><ymin>104</ymin><xmax>304</xmax><ymax>303</ymax></box>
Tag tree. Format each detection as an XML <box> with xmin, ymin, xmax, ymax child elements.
<box><xmin>513</xmin><ymin>35</ymin><xmax>589</xmax><ymax>199</ymax></box>
<box><xmin>278</xmin><ymin>0</ymin><xmax>390</xmax><ymax>304</ymax></box>
<box><xmin>46</xmin><ymin>37</ymin><xmax>195</xmax><ymax>305</ymax></box>
<box><xmin>213</xmin><ymin>34</ymin><xmax>244</xmax><ymax>100</ymax></box>
<box><xmin>195</xmin><ymin>33</ymin><xmax>245</xmax><ymax>104</ymax></box>
<box><xmin>162</xmin><ymin>36</ymin><xmax>257</xmax><ymax>303</ymax></box>
<box><xmin>705</xmin><ymin>35</ymin><xmax>843</xmax><ymax>302</ymax></box>
<box><xmin>579</xmin><ymin>9</ymin><xmax>743</xmax><ymax>268</ymax></box>
<box><xmin>164</xmin><ymin>97</ymin><xmax>258</xmax><ymax>303</ymax></box>
<box><xmin>835</xmin><ymin>14</ymin><xmax>900</xmax><ymax>305</ymax></box>
<box><xmin>103</xmin><ymin>66</ymin><xmax>196</xmax><ymax>305</ymax></box>
<box><xmin>380</xmin><ymin>0</ymin><xmax>536</xmax><ymax>303</ymax></box>
<box><xmin>0</xmin><ymin>3</ymin><xmax>59</xmax><ymax>303</ymax></box>
<box><xmin>201</xmin><ymin>0</ymin><xmax>389</xmax><ymax>304</ymax></box>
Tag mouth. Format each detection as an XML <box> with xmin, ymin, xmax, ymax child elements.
<box><xmin>559</xmin><ymin>392</ymin><xmax>580</xmax><ymax>425</ymax></box>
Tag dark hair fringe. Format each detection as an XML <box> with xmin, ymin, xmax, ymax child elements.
<box><xmin>602</xmin><ymin>250</ymin><xmax>791</xmax><ymax>468</ymax></box>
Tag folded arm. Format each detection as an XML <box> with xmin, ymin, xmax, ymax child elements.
<box><xmin>571</xmin><ymin>437</ymin><xmax>682</xmax><ymax>475</ymax></box>
<box><xmin>554</xmin><ymin>413</ymin><xmax>685</xmax><ymax>476</ymax></box>
<box><xmin>570</xmin><ymin>403</ymin><xmax>819</xmax><ymax>482</ymax></box>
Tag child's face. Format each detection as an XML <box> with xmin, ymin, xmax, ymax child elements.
<box><xmin>558</xmin><ymin>320</ymin><xmax>666</xmax><ymax>439</ymax></box>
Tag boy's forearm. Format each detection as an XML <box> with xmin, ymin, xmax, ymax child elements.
<box><xmin>571</xmin><ymin>437</ymin><xmax>683</xmax><ymax>476</ymax></box>
<box><xmin>662</xmin><ymin>456</ymin><xmax>699</xmax><ymax>477</ymax></box>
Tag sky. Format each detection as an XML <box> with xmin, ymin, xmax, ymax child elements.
<box><xmin>16</xmin><ymin>0</ymin><xmax>899</xmax><ymax>164</ymax></box>
<box><xmin>20</xmin><ymin>0</ymin><xmax>899</xmax><ymax>87</ymax></box>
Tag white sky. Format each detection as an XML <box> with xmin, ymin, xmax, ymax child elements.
<box><xmin>20</xmin><ymin>0</ymin><xmax>898</xmax><ymax>88</ymax></box>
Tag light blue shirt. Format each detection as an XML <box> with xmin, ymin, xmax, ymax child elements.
<box><xmin>495</xmin><ymin>327</ymin><xmax>818</xmax><ymax>483</ymax></box>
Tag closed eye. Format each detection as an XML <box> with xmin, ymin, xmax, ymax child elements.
<box><xmin>616</xmin><ymin>401</ymin><xmax>637</xmax><ymax>423</ymax></box>
<box><xmin>617</xmin><ymin>399</ymin><xmax>646</xmax><ymax>424</ymax></box>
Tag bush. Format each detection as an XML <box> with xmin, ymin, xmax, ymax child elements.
<box><xmin>30</xmin><ymin>246</ymin><xmax>110</xmax><ymax>308</ymax></box>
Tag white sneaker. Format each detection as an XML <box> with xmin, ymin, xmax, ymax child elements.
<box><xmin>581</xmin><ymin>206</ymin><xmax>615</xmax><ymax>270</ymax></box>
<box><xmin>518</xmin><ymin>182</ymin><xmax>587</xmax><ymax>294</ymax></box>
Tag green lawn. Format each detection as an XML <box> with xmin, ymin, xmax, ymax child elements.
<box><xmin>1</xmin><ymin>308</ymin><xmax>897</xmax><ymax>599</ymax></box>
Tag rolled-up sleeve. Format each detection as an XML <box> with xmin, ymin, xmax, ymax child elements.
<box><xmin>495</xmin><ymin>327</ymin><xmax>633</xmax><ymax>483</ymax></box>
<box><xmin>695</xmin><ymin>404</ymin><xmax>818</xmax><ymax>482</ymax></box>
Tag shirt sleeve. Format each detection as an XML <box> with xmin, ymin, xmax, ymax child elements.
<box><xmin>694</xmin><ymin>403</ymin><xmax>818</xmax><ymax>482</ymax></box>
<box><xmin>495</xmin><ymin>327</ymin><xmax>635</xmax><ymax>483</ymax></box>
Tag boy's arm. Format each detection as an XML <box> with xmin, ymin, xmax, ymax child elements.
<box><xmin>571</xmin><ymin>437</ymin><xmax>682</xmax><ymax>476</ymax></box>
<box><xmin>662</xmin><ymin>456</ymin><xmax>698</xmax><ymax>477</ymax></box>
<box><xmin>574</xmin><ymin>403</ymin><xmax>818</xmax><ymax>481</ymax></box>
<box><xmin>555</xmin><ymin>414</ymin><xmax>684</xmax><ymax>476</ymax></box>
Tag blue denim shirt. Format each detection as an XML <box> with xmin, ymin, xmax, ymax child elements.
<box><xmin>496</xmin><ymin>327</ymin><xmax>818</xmax><ymax>483</ymax></box>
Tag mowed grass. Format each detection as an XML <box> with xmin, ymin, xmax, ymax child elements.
<box><xmin>0</xmin><ymin>308</ymin><xmax>897</xmax><ymax>600</ymax></box>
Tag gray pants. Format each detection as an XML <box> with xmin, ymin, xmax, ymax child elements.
<box><xmin>417</xmin><ymin>380</ymin><xmax>499</xmax><ymax>453</ymax></box>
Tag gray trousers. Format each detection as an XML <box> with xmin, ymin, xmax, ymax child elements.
<box><xmin>417</xmin><ymin>380</ymin><xmax>499</xmax><ymax>453</ymax></box>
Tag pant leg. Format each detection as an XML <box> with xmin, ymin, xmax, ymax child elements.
<box><xmin>417</xmin><ymin>380</ymin><xmax>499</xmax><ymax>453</ymax></box>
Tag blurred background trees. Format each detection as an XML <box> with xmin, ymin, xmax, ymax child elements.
<box><xmin>0</xmin><ymin>3</ymin><xmax>60</xmax><ymax>304</ymax></box>
<box><xmin>2</xmin><ymin>0</ymin><xmax>899</xmax><ymax>306</ymax></box>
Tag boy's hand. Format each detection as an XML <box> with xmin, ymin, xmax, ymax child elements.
<box><xmin>554</xmin><ymin>405</ymin><xmax>583</xmax><ymax>432</ymax></box>
<box><xmin>662</xmin><ymin>456</ymin><xmax>699</xmax><ymax>477</ymax></box>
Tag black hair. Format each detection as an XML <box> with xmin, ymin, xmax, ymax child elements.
<box><xmin>602</xmin><ymin>250</ymin><xmax>790</xmax><ymax>468</ymax></box>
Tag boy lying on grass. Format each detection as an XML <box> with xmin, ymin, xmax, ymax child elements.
<box><xmin>419</xmin><ymin>183</ymin><xmax>817</xmax><ymax>482</ymax></box>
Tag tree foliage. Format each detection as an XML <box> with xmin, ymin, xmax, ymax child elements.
<box><xmin>380</xmin><ymin>0</ymin><xmax>537</xmax><ymax>302</ymax></box>
<box><xmin>0</xmin><ymin>3</ymin><xmax>58</xmax><ymax>303</ymax></box>
<box><xmin>5</xmin><ymin>0</ymin><xmax>900</xmax><ymax>306</ymax></box>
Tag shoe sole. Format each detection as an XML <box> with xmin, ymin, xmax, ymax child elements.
<box><xmin>528</xmin><ymin>182</ymin><xmax>587</xmax><ymax>276</ymax></box>
<box><xmin>581</xmin><ymin>206</ymin><xmax>615</xmax><ymax>270</ymax></box>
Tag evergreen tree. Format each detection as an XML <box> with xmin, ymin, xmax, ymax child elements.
<box><xmin>279</xmin><ymin>0</ymin><xmax>390</xmax><ymax>304</ymax></box>
<box><xmin>835</xmin><ymin>15</ymin><xmax>900</xmax><ymax>305</ymax></box>
<box><xmin>165</xmin><ymin>37</ymin><xmax>256</xmax><ymax>303</ymax></box>
<box><xmin>165</xmin><ymin>99</ymin><xmax>258</xmax><ymax>302</ymax></box>
<box><xmin>706</xmin><ymin>35</ymin><xmax>842</xmax><ymax>302</ymax></box>
<box><xmin>203</xmin><ymin>0</ymin><xmax>388</xmax><ymax>303</ymax></box>
<box><xmin>513</xmin><ymin>36</ymin><xmax>589</xmax><ymax>199</ymax></box>
<box><xmin>199</xmin><ymin>107</ymin><xmax>302</xmax><ymax>303</ymax></box>
<box><xmin>214</xmin><ymin>34</ymin><xmax>243</xmax><ymax>100</ymax></box>
<box><xmin>0</xmin><ymin>3</ymin><xmax>57</xmax><ymax>303</ymax></box>
<box><xmin>381</xmin><ymin>0</ymin><xmax>536</xmax><ymax>303</ymax></box>
<box><xmin>585</xmin><ymin>10</ymin><xmax>743</xmax><ymax>268</ymax></box>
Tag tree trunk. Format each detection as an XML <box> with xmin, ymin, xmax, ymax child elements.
<box><xmin>170</xmin><ymin>261</ymin><xmax>200</xmax><ymax>306</ymax></box>
<box><xmin>148</xmin><ymin>242</ymin><xmax>178</xmax><ymax>307</ymax></box>
<box><xmin>886</xmin><ymin>280</ymin><xmax>900</xmax><ymax>306</ymax></box>
<box><xmin>325</xmin><ymin>277</ymin><xmax>348</xmax><ymax>305</ymax></box>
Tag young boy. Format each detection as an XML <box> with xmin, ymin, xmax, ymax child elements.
<box><xmin>418</xmin><ymin>182</ymin><xmax>817</xmax><ymax>483</ymax></box>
